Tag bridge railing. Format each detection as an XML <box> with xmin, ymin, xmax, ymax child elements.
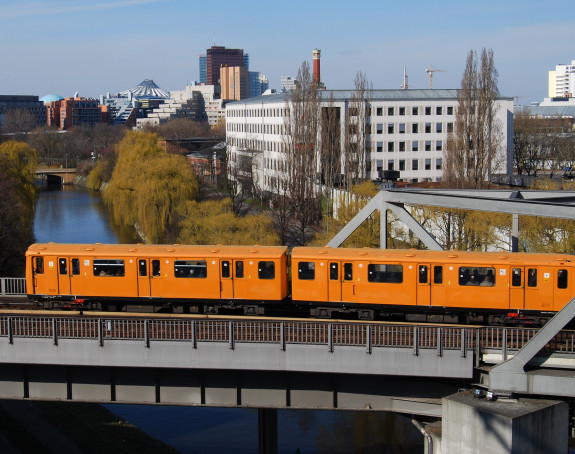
<box><xmin>0</xmin><ymin>278</ymin><xmax>26</xmax><ymax>296</ymax></box>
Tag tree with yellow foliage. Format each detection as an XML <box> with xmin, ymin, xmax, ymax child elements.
<box><xmin>103</xmin><ymin>131</ymin><xmax>199</xmax><ymax>243</ymax></box>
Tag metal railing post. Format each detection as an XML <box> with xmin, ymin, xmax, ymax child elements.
<box><xmin>145</xmin><ymin>320</ymin><xmax>150</xmax><ymax>348</ymax></box>
<box><xmin>229</xmin><ymin>321</ymin><xmax>235</xmax><ymax>350</ymax></box>
<box><xmin>437</xmin><ymin>327</ymin><xmax>443</xmax><ymax>357</ymax></box>
<box><xmin>192</xmin><ymin>320</ymin><xmax>197</xmax><ymax>349</ymax></box>
<box><xmin>280</xmin><ymin>322</ymin><xmax>286</xmax><ymax>351</ymax></box>
<box><xmin>98</xmin><ymin>319</ymin><xmax>104</xmax><ymax>347</ymax></box>
<box><xmin>52</xmin><ymin>318</ymin><xmax>58</xmax><ymax>346</ymax></box>
<box><xmin>461</xmin><ymin>328</ymin><xmax>467</xmax><ymax>358</ymax></box>
<box><xmin>8</xmin><ymin>317</ymin><xmax>13</xmax><ymax>345</ymax></box>
<box><xmin>413</xmin><ymin>326</ymin><xmax>419</xmax><ymax>356</ymax></box>
<box><xmin>366</xmin><ymin>325</ymin><xmax>372</xmax><ymax>354</ymax></box>
<box><xmin>328</xmin><ymin>323</ymin><xmax>334</xmax><ymax>353</ymax></box>
<box><xmin>502</xmin><ymin>328</ymin><xmax>508</xmax><ymax>361</ymax></box>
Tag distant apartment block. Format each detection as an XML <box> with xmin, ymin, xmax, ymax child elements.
<box><xmin>0</xmin><ymin>95</ymin><xmax>47</xmax><ymax>128</ymax></box>
<box><xmin>549</xmin><ymin>60</ymin><xmax>575</xmax><ymax>98</ymax></box>
<box><xmin>280</xmin><ymin>76</ymin><xmax>297</xmax><ymax>92</ymax></box>
<box><xmin>226</xmin><ymin>89</ymin><xmax>513</xmax><ymax>194</ymax></box>
<box><xmin>220</xmin><ymin>66</ymin><xmax>249</xmax><ymax>101</ymax></box>
<box><xmin>45</xmin><ymin>96</ymin><xmax>107</xmax><ymax>130</ymax></box>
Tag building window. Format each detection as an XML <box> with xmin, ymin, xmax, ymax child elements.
<box><xmin>399</xmin><ymin>141</ymin><xmax>405</xmax><ymax>152</ymax></box>
<box><xmin>387</xmin><ymin>142</ymin><xmax>394</xmax><ymax>152</ymax></box>
<box><xmin>412</xmin><ymin>124</ymin><xmax>419</xmax><ymax>133</ymax></box>
<box><xmin>399</xmin><ymin>160</ymin><xmax>405</xmax><ymax>171</ymax></box>
<box><xmin>425</xmin><ymin>140</ymin><xmax>432</xmax><ymax>151</ymax></box>
<box><xmin>412</xmin><ymin>141</ymin><xmax>419</xmax><ymax>151</ymax></box>
<box><xmin>436</xmin><ymin>123</ymin><xmax>443</xmax><ymax>133</ymax></box>
<box><xmin>388</xmin><ymin>107</ymin><xmax>394</xmax><ymax>115</ymax></box>
<box><xmin>447</xmin><ymin>106</ymin><xmax>454</xmax><ymax>115</ymax></box>
<box><xmin>425</xmin><ymin>123</ymin><xmax>432</xmax><ymax>133</ymax></box>
<box><xmin>425</xmin><ymin>106</ymin><xmax>431</xmax><ymax>115</ymax></box>
<box><xmin>436</xmin><ymin>158</ymin><xmax>442</xmax><ymax>170</ymax></box>
<box><xmin>412</xmin><ymin>106</ymin><xmax>418</xmax><ymax>115</ymax></box>
<box><xmin>376</xmin><ymin>107</ymin><xmax>383</xmax><ymax>116</ymax></box>
<box><xmin>447</xmin><ymin>122</ymin><xmax>454</xmax><ymax>133</ymax></box>
<box><xmin>425</xmin><ymin>158</ymin><xmax>431</xmax><ymax>170</ymax></box>
<box><xmin>436</xmin><ymin>106</ymin><xmax>443</xmax><ymax>115</ymax></box>
<box><xmin>399</xmin><ymin>123</ymin><xmax>405</xmax><ymax>134</ymax></box>
<box><xmin>377</xmin><ymin>141</ymin><xmax>383</xmax><ymax>152</ymax></box>
<box><xmin>388</xmin><ymin>160</ymin><xmax>394</xmax><ymax>170</ymax></box>
<box><xmin>436</xmin><ymin>140</ymin><xmax>443</xmax><ymax>151</ymax></box>
<box><xmin>412</xmin><ymin>159</ymin><xmax>419</xmax><ymax>170</ymax></box>
<box><xmin>399</xmin><ymin>107</ymin><xmax>405</xmax><ymax>116</ymax></box>
<box><xmin>376</xmin><ymin>123</ymin><xmax>383</xmax><ymax>134</ymax></box>
<box><xmin>387</xmin><ymin>123</ymin><xmax>394</xmax><ymax>134</ymax></box>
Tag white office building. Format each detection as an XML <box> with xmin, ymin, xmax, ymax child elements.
<box><xmin>549</xmin><ymin>60</ymin><xmax>575</xmax><ymax>98</ymax></box>
<box><xmin>226</xmin><ymin>89</ymin><xmax>513</xmax><ymax>194</ymax></box>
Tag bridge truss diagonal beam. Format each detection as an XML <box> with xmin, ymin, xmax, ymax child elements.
<box><xmin>489</xmin><ymin>297</ymin><xmax>575</xmax><ymax>396</ymax></box>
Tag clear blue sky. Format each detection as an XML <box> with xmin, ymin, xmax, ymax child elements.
<box><xmin>1</xmin><ymin>0</ymin><xmax>573</xmax><ymax>106</ymax></box>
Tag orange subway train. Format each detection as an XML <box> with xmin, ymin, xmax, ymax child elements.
<box><xmin>26</xmin><ymin>243</ymin><xmax>575</xmax><ymax>324</ymax></box>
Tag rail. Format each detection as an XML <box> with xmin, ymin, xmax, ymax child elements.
<box><xmin>0</xmin><ymin>315</ymin><xmax>573</xmax><ymax>362</ymax></box>
<box><xmin>0</xmin><ymin>278</ymin><xmax>26</xmax><ymax>296</ymax></box>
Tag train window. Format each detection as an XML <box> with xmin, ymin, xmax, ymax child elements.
<box><xmin>59</xmin><ymin>258</ymin><xmax>67</xmax><ymax>275</ymax></box>
<box><xmin>344</xmin><ymin>263</ymin><xmax>353</xmax><ymax>281</ymax></box>
<box><xmin>298</xmin><ymin>262</ymin><xmax>315</xmax><ymax>280</ymax></box>
<box><xmin>139</xmin><ymin>260</ymin><xmax>147</xmax><ymax>277</ymax></box>
<box><xmin>258</xmin><ymin>261</ymin><xmax>275</xmax><ymax>279</ymax></box>
<box><xmin>512</xmin><ymin>268</ymin><xmax>522</xmax><ymax>287</ymax></box>
<box><xmin>527</xmin><ymin>268</ymin><xmax>537</xmax><ymax>287</ymax></box>
<box><xmin>93</xmin><ymin>259</ymin><xmax>125</xmax><ymax>277</ymax></box>
<box><xmin>222</xmin><ymin>261</ymin><xmax>230</xmax><ymax>278</ymax></box>
<box><xmin>34</xmin><ymin>257</ymin><xmax>44</xmax><ymax>274</ymax></box>
<box><xmin>174</xmin><ymin>260</ymin><xmax>207</xmax><ymax>278</ymax></box>
<box><xmin>558</xmin><ymin>269</ymin><xmax>568</xmax><ymax>289</ymax></box>
<box><xmin>330</xmin><ymin>263</ymin><xmax>339</xmax><ymax>281</ymax></box>
<box><xmin>152</xmin><ymin>260</ymin><xmax>161</xmax><ymax>277</ymax></box>
<box><xmin>418</xmin><ymin>265</ymin><xmax>428</xmax><ymax>284</ymax></box>
<box><xmin>368</xmin><ymin>264</ymin><xmax>403</xmax><ymax>283</ymax></box>
<box><xmin>72</xmin><ymin>258</ymin><xmax>80</xmax><ymax>275</ymax></box>
<box><xmin>459</xmin><ymin>267</ymin><xmax>495</xmax><ymax>286</ymax></box>
<box><xmin>433</xmin><ymin>266</ymin><xmax>443</xmax><ymax>284</ymax></box>
<box><xmin>236</xmin><ymin>261</ymin><xmax>244</xmax><ymax>278</ymax></box>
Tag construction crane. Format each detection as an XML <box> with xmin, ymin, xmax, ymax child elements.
<box><xmin>426</xmin><ymin>65</ymin><xmax>446</xmax><ymax>89</ymax></box>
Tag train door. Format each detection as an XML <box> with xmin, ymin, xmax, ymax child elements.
<box><xmin>554</xmin><ymin>267</ymin><xmax>571</xmax><ymax>312</ymax></box>
<box><xmin>69</xmin><ymin>258</ymin><xmax>83</xmax><ymax>295</ymax></box>
<box><xmin>341</xmin><ymin>262</ymin><xmax>355</xmax><ymax>302</ymax></box>
<box><xmin>57</xmin><ymin>257</ymin><xmax>71</xmax><ymax>295</ymax></box>
<box><xmin>149</xmin><ymin>259</ymin><xmax>165</xmax><ymax>297</ymax></box>
<box><xmin>509</xmin><ymin>267</ymin><xmax>525</xmax><ymax>310</ymax></box>
<box><xmin>30</xmin><ymin>256</ymin><xmax>50</xmax><ymax>295</ymax></box>
<box><xmin>137</xmin><ymin>259</ymin><xmax>151</xmax><ymax>297</ymax></box>
<box><xmin>327</xmin><ymin>262</ymin><xmax>342</xmax><ymax>302</ymax></box>
<box><xmin>220</xmin><ymin>260</ymin><xmax>233</xmax><ymax>299</ymax></box>
<box><xmin>430</xmin><ymin>265</ymin><xmax>446</xmax><ymax>306</ymax></box>
<box><xmin>416</xmin><ymin>264</ymin><xmax>431</xmax><ymax>306</ymax></box>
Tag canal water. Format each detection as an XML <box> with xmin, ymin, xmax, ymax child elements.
<box><xmin>33</xmin><ymin>186</ymin><xmax>423</xmax><ymax>453</ymax></box>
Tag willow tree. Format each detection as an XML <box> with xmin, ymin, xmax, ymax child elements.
<box><xmin>443</xmin><ymin>48</ymin><xmax>502</xmax><ymax>188</ymax></box>
<box><xmin>0</xmin><ymin>141</ymin><xmax>37</xmax><ymax>275</ymax></box>
<box><xmin>103</xmin><ymin>131</ymin><xmax>199</xmax><ymax>243</ymax></box>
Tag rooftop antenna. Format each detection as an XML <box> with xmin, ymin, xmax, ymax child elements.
<box><xmin>213</xmin><ymin>33</ymin><xmax>216</xmax><ymax>46</ymax></box>
<box><xmin>401</xmin><ymin>67</ymin><xmax>409</xmax><ymax>90</ymax></box>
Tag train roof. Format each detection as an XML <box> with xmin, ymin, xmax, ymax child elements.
<box><xmin>26</xmin><ymin>243</ymin><xmax>288</xmax><ymax>258</ymax></box>
<box><xmin>291</xmin><ymin>247</ymin><xmax>575</xmax><ymax>265</ymax></box>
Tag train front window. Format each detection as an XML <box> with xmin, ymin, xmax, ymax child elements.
<box><xmin>174</xmin><ymin>260</ymin><xmax>207</xmax><ymax>278</ymax></box>
<box><xmin>298</xmin><ymin>261</ymin><xmax>315</xmax><ymax>280</ymax></box>
<box><xmin>258</xmin><ymin>261</ymin><xmax>275</xmax><ymax>279</ymax></box>
<box><xmin>93</xmin><ymin>259</ymin><xmax>125</xmax><ymax>277</ymax></box>
<box><xmin>71</xmin><ymin>258</ymin><xmax>80</xmax><ymax>275</ymax></box>
<box><xmin>34</xmin><ymin>257</ymin><xmax>44</xmax><ymax>274</ymax></box>
<box><xmin>558</xmin><ymin>269</ymin><xmax>568</xmax><ymax>289</ymax></box>
<box><xmin>59</xmin><ymin>258</ymin><xmax>67</xmax><ymax>275</ymax></box>
<box><xmin>368</xmin><ymin>264</ymin><xmax>403</xmax><ymax>283</ymax></box>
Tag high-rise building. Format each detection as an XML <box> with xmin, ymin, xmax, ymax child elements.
<box><xmin>249</xmin><ymin>72</ymin><xmax>269</xmax><ymax>98</ymax></box>
<box><xmin>199</xmin><ymin>55</ymin><xmax>207</xmax><ymax>84</ymax></box>
<box><xmin>220</xmin><ymin>66</ymin><xmax>249</xmax><ymax>101</ymax></box>
<box><xmin>0</xmin><ymin>95</ymin><xmax>47</xmax><ymax>128</ymax></box>
<box><xmin>45</xmin><ymin>96</ymin><xmax>107</xmax><ymax>130</ymax></box>
<box><xmin>202</xmin><ymin>46</ymin><xmax>247</xmax><ymax>86</ymax></box>
<box><xmin>549</xmin><ymin>60</ymin><xmax>575</xmax><ymax>98</ymax></box>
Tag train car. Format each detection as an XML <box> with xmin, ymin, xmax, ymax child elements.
<box><xmin>26</xmin><ymin>243</ymin><xmax>289</xmax><ymax>313</ymax></box>
<box><xmin>291</xmin><ymin>247</ymin><xmax>575</xmax><ymax>324</ymax></box>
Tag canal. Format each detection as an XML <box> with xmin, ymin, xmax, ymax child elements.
<box><xmin>33</xmin><ymin>186</ymin><xmax>423</xmax><ymax>453</ymax></box>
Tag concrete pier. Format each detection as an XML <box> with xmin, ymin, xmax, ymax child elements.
<box><xmin>440</xmin><ymin>390</ymin><xmax>568</xmax><ymax>453</ymax></box>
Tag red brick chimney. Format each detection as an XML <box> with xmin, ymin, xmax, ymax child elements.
<box><xmin>313</xmin><ymin>49</ymin><xmax>321</xmax><ymax>84</ymax></box>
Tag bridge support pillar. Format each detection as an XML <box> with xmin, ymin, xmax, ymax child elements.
<box><xmin>258</xmin><ymin>408</ymin><xmax>277</xmax><ymax>454</ymax></box>
<box><xmin>440</xmin><ymin>390</ymin><xmax>568</xmax><ymax>453</ymax></box>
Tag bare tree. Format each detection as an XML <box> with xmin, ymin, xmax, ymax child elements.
<box><xmin>513</xmin><ymin>110</ymin><xmax>546</xmax><ymax>176</ymax></box>
<box><xmin>1</xmin><ymin>108</ymin><xmax>37</xmax><ymax>138</ymax></box>
<box><xmin>221</xmin><ymin>144</ymin><xmax>257</xmax><ymax>215</ymax></box>
<box><xmin>443</xmin><ymin>48</ymin><xmax>502</xmax><ymax>188</ymax></box>
<box><xmin>343</xmin><ymin>71</ymin><xmax>372</xmax><ymax>191</ymax></box>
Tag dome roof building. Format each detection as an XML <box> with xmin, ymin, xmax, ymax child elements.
<box><xmin>119</xmin><ymin>79</ymin><xmax>169</xmax><ymax>99</ymax></box>
<box><xmin>40</xmin><ymin>94</ymin><xmax>64</xmax><ymax>103</ymax></box>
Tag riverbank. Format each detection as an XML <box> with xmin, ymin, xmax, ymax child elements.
<box><xmin>0</xmin><ymin>400</ymin><xmax>181</xmax><ymax>454</ymax></box>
